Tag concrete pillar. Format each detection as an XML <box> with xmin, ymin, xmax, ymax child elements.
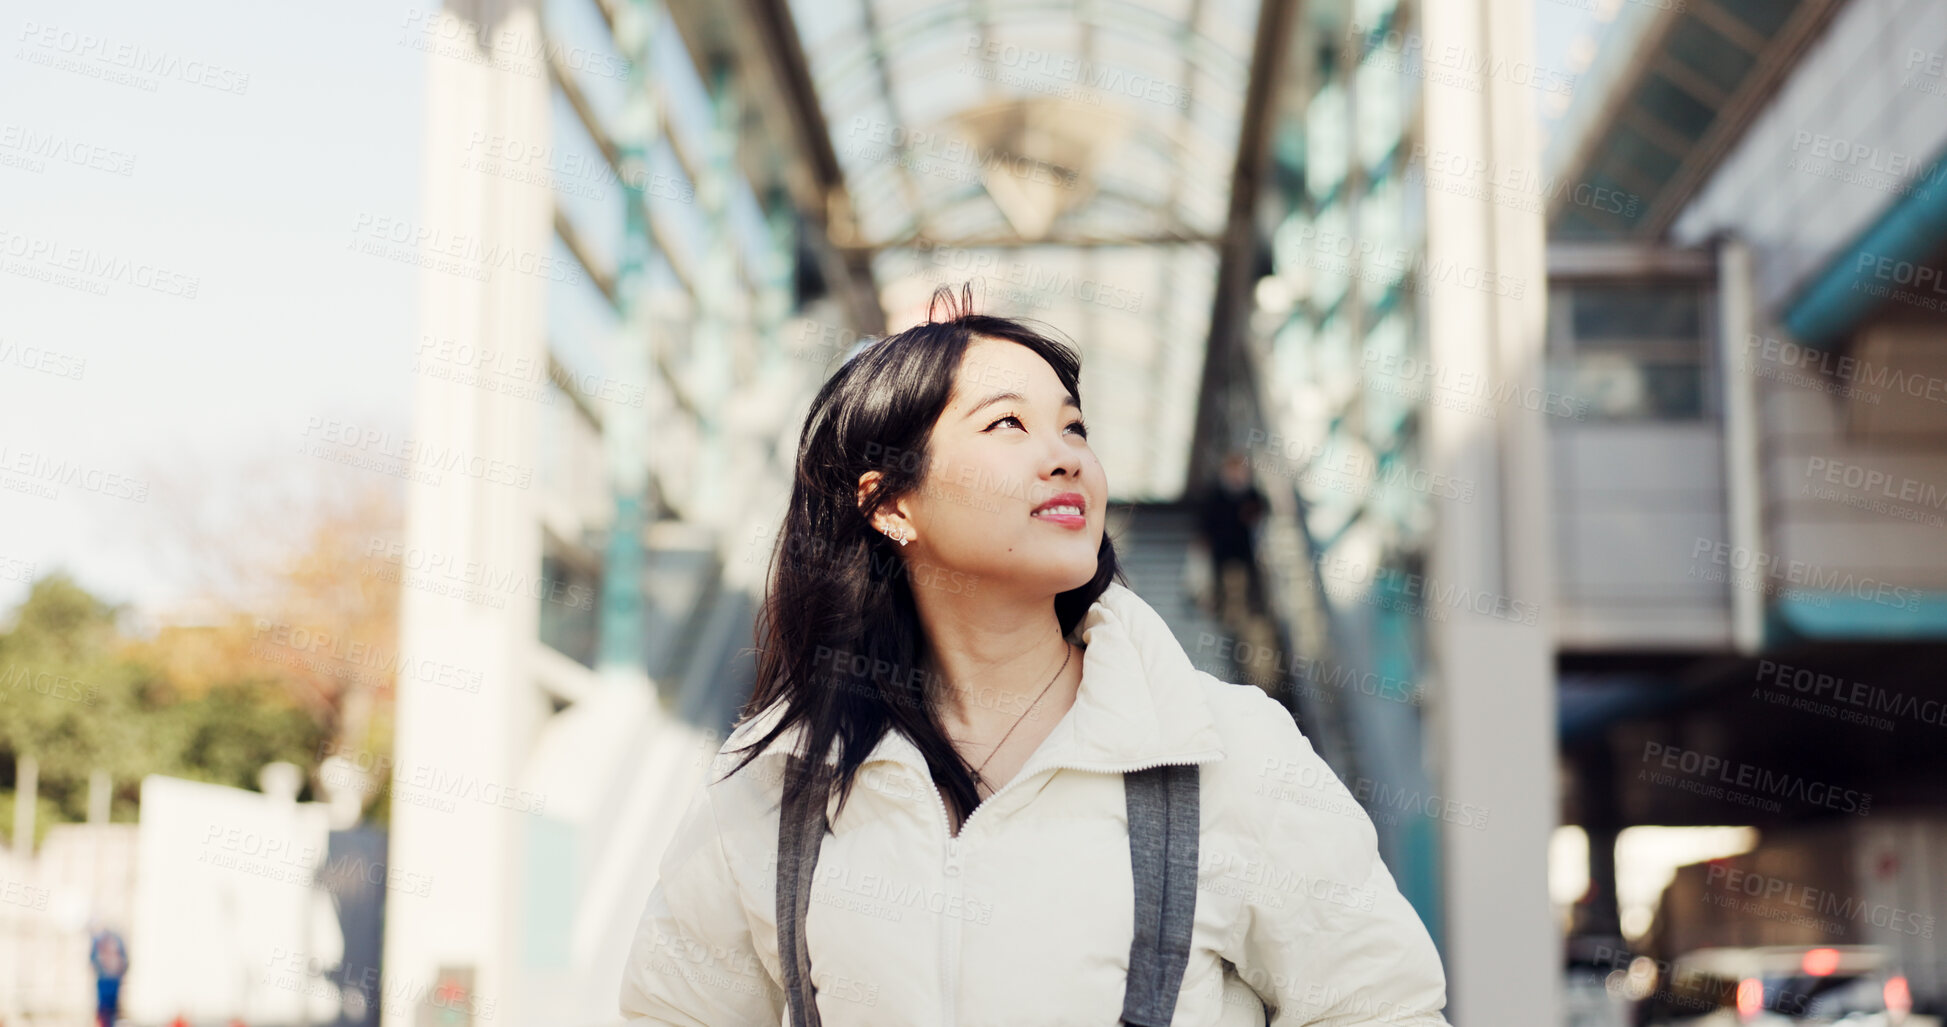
<box><xmin>1417</xmin><ymin>0</ymin><xmax>1560</xmax><ymax>1021</ymax></box>
<box><xmin>1717</xmin><ymin>236</ymin><xmax>1763</xmax><ymax>652</ymax></box>
<box><xmin>1569</xmin><ymin>744</ymin><xmax>1623</xmax><ymax>939</ymax></box>
<box><xmin>384</xmin><ymin>2</ymin><xmax>554</xmax><ymax>1023</ymax></box>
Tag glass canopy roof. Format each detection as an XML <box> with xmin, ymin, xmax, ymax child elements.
<box><xmin>786</xmin><ymin>0</ymin><xmax>1263</xmax><ymax>499</ymax></box>
<box><xmin>1544</xmin><ymin>0</ymin><xmax>1822</xmax><ymax>239</ymax></box>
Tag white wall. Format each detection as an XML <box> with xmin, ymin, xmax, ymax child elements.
<box><xmin>126</xmin><ymin>776</ymin><xmax>340</xmax><ymax>1025</ymax></box>
<box><xmin>1754</xmin><ymin>314</ymin><xmax>1947</xmax><ymax>596</ymax></box>
<box><xmin>1551</xmin><ymin>424</ymin><xmax>1733</xmax><ymax>649</ymax></box>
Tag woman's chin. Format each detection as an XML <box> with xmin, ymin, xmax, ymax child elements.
<box><xmin>1033</xmin><ymin>552</ymin><xmax>1102</xmax><ymax>595</ymax></box>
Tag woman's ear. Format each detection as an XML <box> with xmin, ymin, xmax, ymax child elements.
<box><xmin>857</xmin><ymin>469</ymin><xmax>892</xmax><ymax>536</ymax></box>
<box><xmin>858</xmin><ymin>469</ymin><xmax>913</xmax><ymax>540</ymax></box>
<box><xmin>857</xmin><ymin>469</ymin><xmax>880</xmax><ymax>521</ymax></box>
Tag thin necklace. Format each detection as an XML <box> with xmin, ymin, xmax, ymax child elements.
<box><xmin>970</xmin><ymin>641</ymin><xmax>1072</xmax><ymax>796</ymax></box>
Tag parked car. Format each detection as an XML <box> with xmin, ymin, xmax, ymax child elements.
<box><xmin>1645</xmin><ymin>944</ymin><xmax>1939</xmax><ymax>1026</ymax></box>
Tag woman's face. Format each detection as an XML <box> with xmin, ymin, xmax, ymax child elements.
<box><xmin>863</xmin><ymin>335</ymin><xmax>1108</xmax><ymax>600</ymax></box>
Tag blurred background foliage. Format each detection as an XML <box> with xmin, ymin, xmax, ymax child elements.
<box><xmin>0</xmin><ymin>460</ymin><xmax>403</xmax><ymax>836</ymax></box>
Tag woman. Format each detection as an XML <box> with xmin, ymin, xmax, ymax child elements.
<box><xmin>620</xmin><ymin>286</ymin><xmax>1451</xmax><ymax>1026</ymax></box>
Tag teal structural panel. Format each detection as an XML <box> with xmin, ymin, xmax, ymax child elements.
<box><xmin>598</xmin><ymin>0</ymin><xmax>664</xmax><ymax>674</ymax></box>
<box><xmin>1782</xmin><ymin>139</ymin><xmax>1947</xmax><ymax>349</ymax></box>
<box><xmin>1769</xmin><ymin>592</ymin><xmax>1947</xmax><ymax>643</ymax></box>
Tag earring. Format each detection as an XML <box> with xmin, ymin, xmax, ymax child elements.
<box><xmin>886</xmin><ymin>527</ymin><xmax>911</xmax><ymax>546</ymax></box>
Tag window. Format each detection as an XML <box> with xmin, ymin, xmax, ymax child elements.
<box><xmin>1547</xmin><ymin>280</ymin><xmax>1714</xmax><ymax>420</ymax></box>
<box><xmin>539</xmin><ymin>529</ymin><xmax>603</xmax><ymax>669</ymax></box>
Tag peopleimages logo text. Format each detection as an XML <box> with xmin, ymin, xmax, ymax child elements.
<box><xmin>1641</xmin><ymin>742</ymin><xmax>1871</xmax><ymax>815</ymax></box>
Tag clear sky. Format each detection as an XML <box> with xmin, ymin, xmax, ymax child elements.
<box><xmin>0</xmin><ymin>0</ymin><xmax>429</xmax><ymax>619</ymax></box>
<box><xmin>0</xmin><ymin>0</ymin><xmax>1615</xmax><ymax>623</ymax></box>
<box><xmin>1531</xmin><ymin>0</ymin><xmax>1613</xmax><ymax>151</ymax></box>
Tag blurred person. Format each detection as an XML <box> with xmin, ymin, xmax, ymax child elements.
<box><xmin>88</xmin><ymin>921</ymin><xmax>127</xmax><ymax>1027</ymax></box>
<box><xmin>620</xmin><ymin>284</ymin><xmax>1450</xmax><ymax>1026</ymax></box>
<box><xmin>1198</xmin><ymin>451</ymin><xmax>1269</xmax><ymax>619</ymax></box>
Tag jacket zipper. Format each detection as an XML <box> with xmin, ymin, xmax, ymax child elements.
<box><xmin>918</xmin><ymin>748</ymin><xmax>1225</xmax><ymax>1027</ymax></box>
<box><xmin>942</xmin><ymin>833</ymin><xmax>961</xmax><ymax>1027</ymax></box>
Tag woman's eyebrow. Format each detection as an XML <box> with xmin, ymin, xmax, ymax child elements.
<box><xmin>964</xmin><ymin>389</ymin><xmax>1083</xmax><ymax>419</ymax></box>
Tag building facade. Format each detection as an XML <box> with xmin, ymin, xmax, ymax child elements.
<box><xmin>384</xmin><ymin>1</ymin><xmax>865</xmax><ymax>1022</ymax></box>
<box><xmin>1545</xmin><ymin>0</ymin><xmax>1947</xmax><ymax>1010</ymax></box>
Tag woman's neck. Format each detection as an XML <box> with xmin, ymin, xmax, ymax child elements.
<box><xmin>912</xmin><ymin>592</ymin><xmax>1075</xmax><ymax>732</ymax></box>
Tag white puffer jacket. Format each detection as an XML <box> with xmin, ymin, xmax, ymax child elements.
<box><xmin>620</xmin><ymin>580</ymin><xmax>1452</xmax><ymax>1026</ymax></box>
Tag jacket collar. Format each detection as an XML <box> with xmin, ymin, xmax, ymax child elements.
<box><xmin>723</xmin><ymin>580</ymin><xmax>1229</xmax><ymax>777</ymax></box>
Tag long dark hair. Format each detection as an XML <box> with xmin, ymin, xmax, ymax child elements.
<box><xmin>715</xmin><ymin>284</ymin><xmax>1125</xmax><ymax>827</ymax></box>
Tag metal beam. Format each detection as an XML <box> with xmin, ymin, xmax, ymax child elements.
<box><xmin>1187</xmin><ymin>0</ymin><xmax>1293</xmax><ymax>496</ymax></box>
<box><xmin>840</xmin><ymin>232</ymin><xmax>1225</xmax><ymax>253</ymax></box>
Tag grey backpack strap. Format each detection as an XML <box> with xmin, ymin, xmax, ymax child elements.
<box><xmin>1121</xmin><ymin>763</ymin><xmax>1202</xmax><ymax>1027</ymax></box>
<box><xmin>776</xmin><ymin>754</ymin><xmax>828</xmax><ymax>1027</ymax></box>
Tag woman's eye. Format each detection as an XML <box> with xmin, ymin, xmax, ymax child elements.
<box><xmin>984</xmin><ymin>414</ymin><xmax>1089</xmax><ymax>438</ymax></box>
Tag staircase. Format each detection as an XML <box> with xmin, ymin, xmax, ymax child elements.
<box><xmin>1113</xmin><ymin>501</ymin><xmax>1299</xmax><ymax>696</ymax></box>
<box><xmin>1110</xmin><ymin>502</ymin><xmax>1233</xmax><ymax>679</ymax></box>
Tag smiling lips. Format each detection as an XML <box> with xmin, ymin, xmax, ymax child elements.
<box><xmin>1031</xmin><ymin>492</ymin><xmax>1087</xmax><ymax>528</ymax></box>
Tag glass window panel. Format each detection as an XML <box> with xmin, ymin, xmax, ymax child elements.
<box><xmin>1354</xmin><ymin>48</ymin><xmax>1402</xmax><ymax>173</ymax></box>
<box><xmin>1359</xmin><ymin>176</ymin><xmax>1407</xmax><ymax>294</ymax></box>
<box><xmin>538</xmin><ymin>530</ymin><xmax>602</xmax><ymax>668</ymax></box>
<box><xmin>550</xmin><ymin>87</ymin><xmax>624</xmax><ymax>279</ymax></box>
<box><xmin>1088</xmin><ymin>31</ymin><xmax>1186</xmax><ymax>114</ymax></box>
<box><xmin>819</xmin><ymin>70</ymin><xmax>892</xmax><ymax>128</ymax></box>
<box><xmin>1307</xmin><ymin>80</ymin><xmax>1350</xmax><ymax>201</ymax></box>
<box><xmin>1201</xmin><ymin>0</ymin><xmax>1259</xmax><ymax>57</ymax></box>
<box><xmin>1549</xmin><ymin>282</ymin><xmax>1708</xmax><ymax>420</ymax></box>
<box><xmin>1310</xmin><ymin>204</ymin><xmax>1353</xmax><ymax>311</ymax></box>
<box><xmin>1353</xmin><ymin>0</ymin><xmax>1399</xmax><ymax>29</ymax></box>
<box><xmin>1546</xmin><ymin>354</ymin><xmax>1703</xmax><ymax>420</ymax></box>
<box><xmin>1192</xmin><ymin>65</ymin><xmax>1240</xmax><ymax>116</ymax></box>
<box><xmin>1362</xmin><ymin>310</ymin><xmax>1414</xmax><ymax>447</ymax></box>
<box><xmin>1571</xmin><ymin>283</ymin><xmax>1703</xmax><ymax>341</ymax></box>
<box><xmin>541</xmin><ymin>0</ymin><xmax>630</xmax><ymax>134</ymax></box>
<box><xmin>654</xmin><ymin>13</ymin><xmax>715</xmax><ymax>171</ymax></box>
<box><xmin>1316</xmin><ymin>313</ymin><xmax>1357</xmax><ymax>408</ymax></box>
<box><xmin>538</xmin><ymin>380</ymin><xmax>609</xmax><ymax>528</ymax></box>
<box><xmin>857</xmin><ymin>186</ymin><xmax>914</xmax><ymax>243</ymax></box>
<box><xmin>645</xmin><ymin>139</ymin><xmax>703</xmax><ymax>276</ymax></box>
<box><xmin>646</xmin><ymin>248</ymin><xmax>683</xmax><ymax>296</ymax></box>
<box><xmin>930</xmin><ymin>197</ymin><xmax>1000</xmax><ymax>240</ymax></box>
<box><xmin>1274</xmin><ymin>314</ymin><xmax>1313</xmax><ymax>398</ymax></box>
<box><xmin>890</xmin><ymin>56</ymin><xmax>980</xmax><ymax>127</ymax></box>
<box><xmin>547</xmin><ymin>233</ymin><xmax>620</xmax><ymax>385</ymax></box>
<box><xmin>785</xmin><ymin>0</ymin><xmax>865</xmax><ymax>56</ymax></box>
<box><xmin>832</xmin><ymin>94</ymin><xmax>900</xmax><ymax>157</ymax></box>
<box><xmin>645</xmin><ymin>272</ymin><xmax>694</xmax><ymax>365</ymax></box>
<box><xmin>875</xmin><ymin>0</ymin><xmax>941</xmax><ymax>24</ymax></box>
<box><xmin>730</xmin><ymin>179</ymin><xmax>772</xmax><ymax>285</ymax></box>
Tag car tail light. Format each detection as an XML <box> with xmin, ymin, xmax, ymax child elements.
<box><xmin>1802</xmin><ymin>948</ymin><xmax>1841</xmax><ymax>977</ymax></box>
<box><xmin>1737</xmin><ymin>977</ymin><xmax>1763</xmax><ymax>1021</ymax></box>
<box><xmin>1886</xmin><ymin>975</ymin><xmax>1912</xmax><ymax>1017</ymax></box>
